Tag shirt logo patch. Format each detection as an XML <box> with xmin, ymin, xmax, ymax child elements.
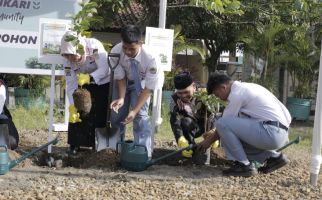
<box><xmin>149</xmin><ymin>67</ymin><xmax>157</xmax><ymax>74</ymax></box>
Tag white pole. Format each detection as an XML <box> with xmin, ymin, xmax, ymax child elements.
<box><xmin>47</xmin><ymin>63</ymin><xmax>56</xmax><ymax>153</ymax></box>
<box><xmin>151</xmin><ymin>0</ymin><xmax>167</xmax><ymax>150</ymax></box>
<box><xmin>309</xmin><ymin>40</ymin><xmax>322</xmax><ymax>186</ymax></box>
<box><xmin>159</xmin><ymin>0</ymin><xmax>167</xmax><ymax>28</ymax></box>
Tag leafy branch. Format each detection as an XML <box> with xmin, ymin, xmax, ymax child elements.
<box><xmin>193</xmin><ymin>89</ymin><xmax>226</xmax><ymax>113</ymax></box>
<box><xmin>66</xmin><ymin>0</ymin><xmax>103</xmax><ymax>55</ymax></box>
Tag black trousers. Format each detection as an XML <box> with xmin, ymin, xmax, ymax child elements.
<box><xmin>181</xmin><ymin>117</ymin><xmax>203</xmax><ymax>144</ymax></box>
<box><xmin>0</xmin><ymin>106</ymin><xmax>19</xmax><ymax>150</ymax></box>
<box><xmin>84</xmin><ymin>82</ymin><xmax>109</xmax><ymax>128</ymax></box>
<box><xmin>68</xmin><ymin>82</ymin><xmax>109</xmax><ymax>148</ymax></box>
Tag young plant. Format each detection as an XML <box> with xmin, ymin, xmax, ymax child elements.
<box><xmin>193</xmin><ymin>89</ymin><xmax>226</xmax><ymax>113</ymax></box>
<box><xmin>66</xmin><ymin>0</ymin><xmax>103</xmax><ymax>55</ymax></box>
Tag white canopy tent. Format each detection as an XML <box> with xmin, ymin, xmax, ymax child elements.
<box><xmin>310</xmin><ymin>40</ymin><xmax>322</xmax><ymax>186</ymax></box>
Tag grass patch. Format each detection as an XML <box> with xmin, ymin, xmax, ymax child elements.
<box><xmin>10</xmin><ymin>105</ymin><xmax>64</xmax><ymax>130</ymax></box>
<box><xmin>154</xmin><ymin>103</ymin><xmax>174</xmax><ymax>141</ymax></box>
<box><xmin>124</xmin><ymin>102</ymin><xmax>174</xmax><ymax>141</ymax></box>
<box><xmin>289</xmin><ymin>121</ymin><xmax>314</xmax><ymax>150</ymax></box>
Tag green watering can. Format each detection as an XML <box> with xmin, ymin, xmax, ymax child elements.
<box><xmin>0</xmin><ymin>137</ymin><xmax>58</xmax><ymax>175</ymax></box>
<box><xmin>117</xmin><ymin>140</ymin><xmax>194</xmax><ymax>172</ymax></box>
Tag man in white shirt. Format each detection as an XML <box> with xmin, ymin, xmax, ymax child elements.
<box><xmin>61</xmin><ymin>31</ymin><xmax>110</xmax><ymax>153</ymax></box>
<box><xmin>199</xmin><ymin>73</ymin><xmax>291</xmax><ymax>177</ymax></box>
<box><xmin>110</xmin><ymin>25</ymin><xmax>161</xmax><ymax>158</ymax></box>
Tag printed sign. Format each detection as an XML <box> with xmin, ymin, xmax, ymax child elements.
<box><xmin>145</xmin><ymin>27</ymin><xmax>174</xmax><ymax>72</ymax></box>
<box><xmin>0</xmin><ymin>0</ymin><xmax>80</xmax><ymax>74</ymax></box>
<box><xmin>38</xmin><ymin>18</ymin><xmax>71</xmax><ymax>64</ymax></box>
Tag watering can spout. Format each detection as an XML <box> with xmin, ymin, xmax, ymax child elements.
<box><xmin>9</xmin><ymin>137</ymin><xmax>59</xmax><ymax>170</ymax></box>
<box><xmin>148</xmin><ymin>144</ymin><xmax>194</xmax><ymax>166</ymax></box>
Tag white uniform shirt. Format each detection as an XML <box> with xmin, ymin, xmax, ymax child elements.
<box><xmin>111</xmin><ymin>43</ymin><xmax>160</xmax><ymax>90</ymax></box>
<box><xmin>0</xmin><ymin>85</ymin><xmax>6</xmax><ymax>114</ymax></box>
<box><xmin>224</xmin><ymin>81</ymin><xmax>292</xmax><ymax>127</ymax></box>
<box><xmin>63</xmin><ymin>38</ymin><xmax>109</xmax><ymax>105</ymax></box>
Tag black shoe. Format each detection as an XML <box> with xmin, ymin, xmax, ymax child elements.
<box><xmin>223</xmin><ymin>161</ymin><xmax>258</xmax><ymax>177</ymax></box>
<box><xmin>258</xmin><ymin>153</ymin><xmax>290</xmax><ymax>174</ymax></box>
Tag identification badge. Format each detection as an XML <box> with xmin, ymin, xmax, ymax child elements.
<box><xmin>65</xmin><ymin>66</ymin><xmax>71</xmax><ymax>76</ymax></box>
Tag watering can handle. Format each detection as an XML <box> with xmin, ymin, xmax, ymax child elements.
<box><xmin>133</xmin><ymin>144</ymin><xmax>148</xmax><ymax>152</ymax></box>
<box><xmin>0</xmin><ymin>145</ymin><xmax>8</xmax><ymax>151</ymax></box>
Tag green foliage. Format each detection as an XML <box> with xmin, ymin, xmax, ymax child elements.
<box><xmin>193</xmin><ymin>89</ymin><xmax>226</xmax><ymax>113</ymax></box>
<box><xmin>66</xmin><ymin>1</ymin><xmax>103</xmax><ymax>55</ymax></box>
<box><xmin>15</xmin><ymin>75</ymin><xmax>50</xmax><ymax>91</ymax></box>
<box><xmin>72</xmin><ymin>1</ymin><xmax>102</xmax><ymax>35</ymax></box>
<box><xmin>89</xmin><ymin>0</ymin><xmax>127</xmax><ymax>30</ymax></box>
<box><xmin>190</xmin><ymin>0</ymin><xmax>243</xmax><ymax>15</ymax></box>
<box><xmin>282</xmin><ymin>26</ymin><xmax>320</xmax><ymax>99</ymax></box>
<box><xmin>171</xmin><ymin>24</ymin><xmax>206</xmax><ymax>60</ymax></box>
<box><xmin>163</xmin><ymin>67</ymin><xmax>182</xmax><ymax>91</ymax></box>
<box><xmin>241</xmin><ymin>20</ymin><xmax>286</xmax><ymax>80</ymax></box>
<box><xmin>102</xmin><ymin>42</ymin><xmax>113</xmax><ymax>52</ymax></box>
<box><xmin>5</xmin><ymin>73</ymin><xmax>50</xmax><ymax>97</ymax></box>
<box><xmin>66</xmin><ymin>0</ymin><xmax>123</xmax><ymax>53</ymax></box>
<box><xmin>167</xmin><ymin>3</ymin><xmax>246</xmax><ymax>71</ymax></box>
<box><xmin>25</xmin><ymin>57</ymin><xmax>52</xmax><ymax>69</ymax></box>
<box><xmin>163</xmin><ymin>24</ymin><xmax>207</xmax><ymax>91</ymax></box>
<box><xmin>248</xmin><ymin>75</ymin><xmax>279</xmax><ymax>96</ymax></box>
<box><xmin>24</xmin><ymin>57</ymin><xmax>63</xmax><ymax>70</ymax></box>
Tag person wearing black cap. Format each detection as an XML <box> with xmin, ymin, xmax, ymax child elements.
<box><xmin>169</xmin><ymin>72</ymin><xmax>216</xmax><ymax>161</ymax></box>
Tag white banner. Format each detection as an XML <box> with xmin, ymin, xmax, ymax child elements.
<box><xmin>0</xmin><ymin>0</ymin><xmax>80</xmax><ymax>74</ymax></box>
<box><xmin>0</xmin><ymin>29</ymin><xmax>38</xmax><ymax>49</ymax></box>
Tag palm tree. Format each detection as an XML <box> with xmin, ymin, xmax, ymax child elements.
<box><xmin>241</xmin><ymin>21</ymin><xmax>286</xmax><ymax>81</ymax></box>
<box><xmin>282</xmin><ymin>26</ymin><xmax>320</xmax><ymax>98</ymax></box>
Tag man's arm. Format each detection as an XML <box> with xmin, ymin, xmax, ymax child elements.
<box><xmin>124</xmin><ymin>87</ymin><xmax>151</xmax><ymax>124</ymax></box>
<box><xmin>132</xmin><ymin>87</ymin><xmax>151</xmax><ymax>114</ymax></box>
<box><xmin>170</xmin><ymin>109</ymin><xmax>184</xmax><ymax>142</ymax></box>
<box><xmin>117</xmin><ymin>79</ymin><xmax>126</xmax><ymax>99</ymax></box>
<box><xmin>110</xmin><ymin>78</ymin><xmax>126</xmax><ymax>113</ymax></box>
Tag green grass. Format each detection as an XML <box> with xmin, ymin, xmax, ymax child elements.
<box><xmin>154</xmin><ymin>103</ymin><xmax>174</xmax><ymax>141</ymax></box>
<box><xmin>10</xmin><ymin>105</ymin><xmax>64</xmax><ymax>130</ymax></box>
<box><xmin>288</xmin><ymin>121</ymin><xmax>314</xmax><ymax>150</ymax></box>
<box><xmin>125</xmin><ymin>103</ymin><xmax>174</xmax><ymax>141</ymax></box>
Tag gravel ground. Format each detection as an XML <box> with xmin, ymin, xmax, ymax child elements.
<box><xmin>0</xmin><ymin>129</ymin><xmax>321</xmax><ymax>200</ymax></box>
